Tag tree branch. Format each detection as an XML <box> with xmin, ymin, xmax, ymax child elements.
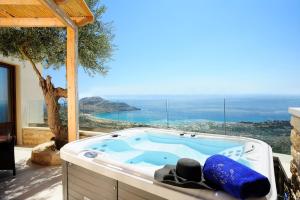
<box><xmin>19</xmin><ymin>46</ymin><xmax>43</xmax><ymax>82</ymax></box>
<box><xmin>45</xmin><ymin>75</ymin><xmax>67</xmax><ymax>98</ymax></box>
<box><xmin>55</xmin><ymin>87</ymin><xmax>68</xmax><ymax>98</ymax></box>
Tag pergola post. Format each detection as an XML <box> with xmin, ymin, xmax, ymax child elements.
<box><xmin>66</xmin><ymin>27</ymin><xmax>79</xmax><ymax>141</ymax></box>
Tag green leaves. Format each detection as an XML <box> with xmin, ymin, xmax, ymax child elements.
<box><xmin>78</xmin><ymin>0</ymin><xmax>114</xmax><ymax>76</ymax></box>
<box><xmin>0</xmin><ymin>0</ymin><xmax>113</xmax><ymax>76</ymax></box>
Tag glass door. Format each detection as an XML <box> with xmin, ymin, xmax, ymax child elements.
<box><xmin>0</xmin><ymin>63</ymin><xmax>15</xmax><ymax>140</ymax></box>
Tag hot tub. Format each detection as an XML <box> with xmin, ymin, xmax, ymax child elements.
<box><xmin>60</xmin><ymin>128</ymin><xmax>277</xmax><ymax>200</ymax></box>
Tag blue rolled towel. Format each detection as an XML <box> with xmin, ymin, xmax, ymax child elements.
<box><xmin>203</xmin><ymin>155</ymin><xmax>271</xmax><ymax>199</ymax></box>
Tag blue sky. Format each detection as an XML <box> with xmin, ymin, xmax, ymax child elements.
<box><xmin>44</xmin><ymin>0</ymin><xmax>300</xmax><ymax>97</ymax></box>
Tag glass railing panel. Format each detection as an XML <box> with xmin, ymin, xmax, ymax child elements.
<box><xmin>166</xmin><ymin>96</ymin><xmax>225</xmax><ymax>134</ymax></box>
<box><xmin>26</xmin><ymin>100</ymin><xmax>47</xmax><ymax>127</ymax></box>
<box><xmin>225</xmin><ymin>95</ymin><xmax>300</xmax><ymax>154</ymax></box>
<box><xmin>24</xmin><ymin>95</ymin><xmax>300</xmax><ymax>154</ymax></box>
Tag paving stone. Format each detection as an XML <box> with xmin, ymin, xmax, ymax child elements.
<box><xmin>291</xmin><ymin>129</ymin><xmax>300</xmax><ymax>152</ymax></box>
<box><xmin>291</xmin><ymin>174</ymin><xmax>300</xmax><ymax>193</ymax></box>
<box><xmin>291</xmin><ymin>159</ymin><xmax>299</xmax><ymax>175</ymax></box>
<box><xmin>0</xmin><ymin>147</ymin><xmax>62</xmax><ymax>200</ymax></box>
<box><xmin>291</xmin><ymin>116</ymin><xmax>300</xmax><ymax>133</ymax></box>
<box><xmin>291</xmin><ymin>146</ymin><xmax>300</xmax><ymax>166</ymax></box>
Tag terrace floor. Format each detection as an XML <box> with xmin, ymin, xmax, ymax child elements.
<box><xmin>0</xmin><ymin>147</ymin><xmax>62</xmax><ymax>200</ymax></box>
<box><xmin>0</xmin><ymin>147</ymin><xmax>293</xmax><ymax>200</ymax></box>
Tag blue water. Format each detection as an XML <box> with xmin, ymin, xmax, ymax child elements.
<box><xmin>87</xmin><ymin>132</ymin><xmax>247</xmax><ymax>167</ymax></box>
<box><xmin>94</xmin><ymin>95</ymin><xmax>300</xmax><ymax>124</ymax></box>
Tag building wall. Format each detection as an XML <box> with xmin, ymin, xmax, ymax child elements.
<box><xmin>0</xmin><ymin>55</ymin><xmax>44</xmax><ymax>145</ymax></box>
<box><xmin>22</xmin><ymin>127</ymin><xmax>108</xmax><ymax>146</ymax></box>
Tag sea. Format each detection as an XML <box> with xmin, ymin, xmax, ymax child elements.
<box><xmin>94</xmin><ymin>95</ymin><xmax>300</xmax><ymax>125</ymax></box>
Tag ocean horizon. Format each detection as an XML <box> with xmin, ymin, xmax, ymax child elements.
<box><xmin>94</xmin><ymin>95</ymin><xmax>300</xmax><ymax>124</ymax></box>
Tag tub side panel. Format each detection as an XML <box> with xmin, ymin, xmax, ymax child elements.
<box><xmin>67</xmin><ymin>163</ymin><xmax>118</xmax><ymax>200</ymax></box>
<box><xmin>63</xmin><ymin>161</ymin><xmax>68</xmax><ymax>200</ymax></box>
<box><xmin>118</xmin><ymin>182</ymin><xmax>167</xmax><ymax>200</ymax></box>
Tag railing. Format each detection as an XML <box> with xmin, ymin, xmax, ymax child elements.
<box><xmin>24</xmin><ymin>96</ymin><xmax>300</xmax><ymax>154</ymax></box>
<box><xmin>25</xmin><ymin>100</ymin><xmax>47</xmax><ymax>127</ymax></box>
<box><xmin>77</xmin><ymin>96</ymin><xmax>298</xmax><ymax>154</ymax></box>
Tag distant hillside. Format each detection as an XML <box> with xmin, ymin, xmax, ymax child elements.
<box><xmin>79</xmin><ymin>96</ymin><xmax>140</xmax><ymax>114</ymax></box>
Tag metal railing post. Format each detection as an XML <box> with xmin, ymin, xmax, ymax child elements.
<box><xmin>166</xmin><ymin>99</ymin><xmax>169</xmax><ymax>128</ymax></box>
<box><xmin>224</xmin><ymin>98</ymin><xmax>227</xmax><ymax>135</ymax></box>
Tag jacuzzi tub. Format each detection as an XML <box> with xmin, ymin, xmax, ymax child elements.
<box><xmin>60</xmin><ymin>128</ymin><xmax>277</xmax><ymax>200</ymax></box>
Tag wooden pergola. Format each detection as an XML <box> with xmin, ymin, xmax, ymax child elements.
<box><xmin>0</xmin><ymin>0</ymin><xmax>94</xmax><ymax>142</ymax></box>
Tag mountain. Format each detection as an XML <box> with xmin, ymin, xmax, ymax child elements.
<box><xmin>79</xmin><ymin>96</ymin><xmax>140</xmax><ymax>114</ymax></box>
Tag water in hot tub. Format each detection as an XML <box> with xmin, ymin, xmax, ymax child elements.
<box><xmin>87</xmin><ymin>132</ymin><xmax>249</xmax><ymax>168</ymax></box>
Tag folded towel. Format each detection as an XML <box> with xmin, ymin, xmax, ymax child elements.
<box><xmin>203</xmin><ymin>155</ymin><xmax>271</xmax><ymax>199</ymax></box>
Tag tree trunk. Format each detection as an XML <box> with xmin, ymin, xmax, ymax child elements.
<box><xmin>20</xmin><ymin>47</ymin><xmax>68</xmax><ymax>149</ymax></box>
<box><xmin>43</xmin><ymin>76</ymin><xmax>68</xmax><ymax>144</ymax></box>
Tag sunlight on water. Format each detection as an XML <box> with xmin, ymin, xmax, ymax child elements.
<box><xmin>87</xmin><ymin>132</ymin><xmax>249</xmax><ymax>167</ymax></box>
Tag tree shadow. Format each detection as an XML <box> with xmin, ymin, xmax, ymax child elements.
<box><xmin>0</xmin><ymin>156</ymin><xmax>62</xmax><ymax>200</ymax></box>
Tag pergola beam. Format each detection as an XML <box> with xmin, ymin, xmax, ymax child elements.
<box><xmin>0</xmin><ymin>17</ymin><xmax>90</xmax><ymax>27</ymax></box>
<box><xmin>39</xmin><ymin>0</ymin><xmax>76</xmax><ymax>29</ymax></box>
<box><xmin>0</xmin><ymin>18</ymin><xmax>64</xmax><ymax>27</ymax></box>
<box><xmin>76</xmin><ymin>16</ymin><xmax>93</xmax><ymax>26</ymax></box>
<box><xmin>0</xmin><ymin>0</ymin><xmax>68</xmax><ymax>6</ymax></box>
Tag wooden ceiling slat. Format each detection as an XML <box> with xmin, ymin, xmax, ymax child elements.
<box><xmin>0</xmin><ymin>0</ymin><xmax>41</xmax><ymax>6</ymax></box>
<box><xmin>0</xmin><ymin>9</ymin><xmax>13</xmax><ymax>17</ymax></box>
<box><xmin>0</xmin><ymin>0</ymin><xmax>68</xmax><ymax>6</ymax></box>
<box><xmin>0</xmin><ymin>16</ymin><xmax>92</xmax><ymax>27</ymax></box>
<box><xmin>0</xmin><ymin>18</ymin><xmax>64</xmax><ymax>27</ymax></box>
<box><xmin>60</xmin><ymin>1</ymin><xmax>88</xmax><ymax>17</ymax></box>
<box><xmin>0</xmin><ymin>5</ymin><xmax>54</xmax><ymax>18</ymax></box>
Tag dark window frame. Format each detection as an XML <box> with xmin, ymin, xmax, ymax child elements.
<box><xmin>0</xmin><ymin>62</ymin><xmax>16</xmax><ymax>142</ymax></box>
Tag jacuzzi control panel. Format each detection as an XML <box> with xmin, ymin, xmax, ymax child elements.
<box><xmin>83</xmin><ymin>151</ymin><xmax>98</xmax><ymax>158</ymax></box>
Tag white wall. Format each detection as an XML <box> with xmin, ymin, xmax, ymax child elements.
<box><xmin>0</xmin><ymin>55</ymin><xmax>44</xmax><ymax>145</ymax></box>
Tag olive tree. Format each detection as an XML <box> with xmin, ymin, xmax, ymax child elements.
<box><xmin>0</xmin><ymin>0</ymin><xmax>113</xmax><ymax>149</ymax></box>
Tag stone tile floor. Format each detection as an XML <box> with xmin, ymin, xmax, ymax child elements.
<box><xmin>0</xmin><ymin>147</ymin><xmax>62</xmax><ymax>200</ymax></box>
